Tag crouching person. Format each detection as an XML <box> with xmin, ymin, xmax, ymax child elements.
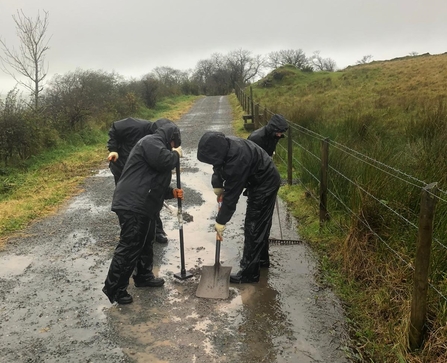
<box><xmin>197</xmin><ymin>131</ymin><xmax>281</xmax><ymax>284</ymax></box>
<box><xmin>103</xmin><ymin>119</ymin><xmax>183</xmax><ymax>304</ymax></box>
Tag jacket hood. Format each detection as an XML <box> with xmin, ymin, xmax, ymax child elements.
<box><xmin>153</xmin><ymin>118</ymin><xmax>181</xmax><ymax>148</ymax></box>
<box><xmin>151</xmin><ymin>118</ymin><xmax>171</xmax><ymax>133</ymax></box>
<box><xmin>266</xmin><ymin>114</ymin><xmax>288</xmax><ymax>134</ymax></box>
<box><xmin>197</xmin><ymin>131</ymin><xmax>229</xmax><ymax>165</ymax></box>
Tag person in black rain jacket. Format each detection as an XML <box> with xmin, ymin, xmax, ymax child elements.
<box><xmin>107</xmin><ymin>117</ymin><xmax>153</xmax><ymax>183</ymax></box>
<box><xmin>197</xmin><ymin>131</ymin><xmax>281</xmax><ymax>283</ymax></box>
<box><xmin>247</xmin><ymin>114</ymin><xmax>288</xmax><ymax>157</ymax></box>
<box><xmin>107</xmin><ymin>117</ymin><xmax>169</xmax><ymax>244</ymax></box>
<box><xmin>103</xmin><ymin>119</ymin><xmax>183</xmax><ymax>304</ymax></box>
<box><xmin>246</xmin><ymin>114</ymin><xmax>288</xmax><ymax>267</ymax></box>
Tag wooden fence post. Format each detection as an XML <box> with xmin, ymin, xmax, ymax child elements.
<box><xmin>254</xmin><ymin>104</ymin><xmax>260</xmax><ymax>129</ymax></box>
<box><xmin>319</xmin><ymin>138</ymin><xmax>330</xmax><ymax>224</ymax></box>
<box><xmin>287</xmin><ymin>127</ymin><xmax>293</xmax><ymax>185</ymax></box>
<box><xmin>249</xmin><ymin>86</ymin><xmax>253</xmax><ymax>116</ymax></box>
<box><xmin>409</xmin><ymin>182</ymin><xmax>438</xmax><ymax>350</ymax></box>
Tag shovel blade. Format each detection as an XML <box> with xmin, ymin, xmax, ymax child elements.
<box><xmin>196</xmin><ymin>264</ymin><xmax>231</xmax><ymax>299</ymax></box>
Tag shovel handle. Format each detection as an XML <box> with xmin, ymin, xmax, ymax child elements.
<box><xmin>215</xmin><ymin>237</ymin><xmax>221</xmax><ymax>265</ymax></box>
<box><xmin>176</xmin><ymin>161</ymin><xmax>182</xmax><ymax>208</ymax></box>
<box><xmin>215</xmin><ymin>195</ymin><xmax>223</xmax><ymax>263</ymax></box>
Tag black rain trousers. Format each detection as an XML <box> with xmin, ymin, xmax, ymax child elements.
<box><xmin>110</xmin><ymin>167</ymin><xmax>165</xmax><ymax>237</ymax></box>
<box><xmin>239</xmin><ymin>186</ymin><xmax>279</xmax><ymax>280</ymax></box>
<box><xmin>103</xmin><ymin>210</ymin><xmax>156</xmax><ymax>303</ymax></box>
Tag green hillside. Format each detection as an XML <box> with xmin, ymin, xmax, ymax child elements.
<box><xmin>254</xmin><ymin>52</ymin><xmax>447</xmax><ymax>121</ymax></box>
<box><xmin>251</xmin><ymin>53</ymin><xmax>447</xmax><ymax>186</ymax></box>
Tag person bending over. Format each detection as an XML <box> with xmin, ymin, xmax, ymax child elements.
<box><xmin>107</xmin><ymin>116</ymin><xmax>169</xmax><ymax>244</ymax></box>
<box><xmin>103</xmin><ymin>119</ymin><xmax>183</xmax><ymax>304</ymax></box>
<box><xmin>197</xmin><ymin>131</ymin><xmax>280</xmax><ymax>284</ymax></box>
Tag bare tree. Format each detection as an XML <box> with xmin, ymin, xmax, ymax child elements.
<box><xmin>0</xmin><ymin>10</ymin><xmax>51</xmax><ymax>111</ymax></box>
<box><xmin>192</xmin><ymin>59</ymin><xmax>217</xmax><ymax>94</ymax></box>
<box><xmin>267</xmin><ymin>49</ymin><xmax>310</xmax><ymax>70</ymax></box>
<box><xmin>210</xmin><ymin>52</ymin><xmax>227</xmax><ymax>70</ymax></box>
<box><xmin>225</xmin><ymin>49</ymin><xmax>265</xmax><ymax>86</ymax></box>
<box><xmin>311</xmin><ymin>51</ymin><xmax>337</xmax><ymax>72</ymax></box>
<box><xmin>43</xmin><ymin>69</ymin><xmax>122</xmax><ymax>131</ymax></box>
<box><xmin>191</xmin><ymin>50</ymin><xmax>264</xmax><ymax>95</ymax></box>
<box><xmin>140</xmin><ymin>74</ymin><xmax>159</xmax><ymax>108</ymax></box>
<box><xmin>201</xmin><ymin>53</ymin><xmax>232</xmax><ymax>95</ymax></box>
<box><xmin>356</xmin><ymin>55</ymin><xmax>373</xmax><ymax>64</ymax></box>
<box><xmin>151</xmin><ymin>66</ymin><xmax>189</xmax><ymax>97</ymax></box>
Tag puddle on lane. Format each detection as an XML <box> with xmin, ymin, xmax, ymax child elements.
<box><xmin>101</xmin><ymin>96</ymin><xmax>350</xmax><ymax>363</ymax></box>
<box><xmin>0</xmin><ymin>254</ymin><xmax>33</xmax><ymax>278</ymax></box>
<box><xmin>105</xmin><ymin>151</ymin><xmax>333</xmax><ymax>363</ymax></box>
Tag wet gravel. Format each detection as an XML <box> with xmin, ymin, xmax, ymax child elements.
<box><xmin>0</xmin><ymin>96</ymin><xmax>353</xmax><ymax>363</ymax></box>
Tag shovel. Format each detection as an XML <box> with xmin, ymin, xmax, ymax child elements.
<box><xmin>196</xmin><ymin>199</ymin><xmax>231</xmax><ymax>299</ymax></box>
<box><xmin>173</xmin><ymin>160</ymin><xmax>193</xmax><ymax>280</ymax></box>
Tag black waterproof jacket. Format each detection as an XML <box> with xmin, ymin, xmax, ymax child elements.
<box><xmin>111</xmin><ymin>120</ymin><xmax>180</xmax><ymax>216</ymax></box>
<box><xmin>107</xmin><ymin>117</ymin><xmax>154</xmax><ymax>177</ymax></box>
<box><xmin>197</xmin><ymin>131</ymin><xmax>281</xmax><ymax>225</ymax></box>
<box><xmin>247</xmin><ymin>114</ymin><xmax>288</xmax><ymax>156</ymax></box>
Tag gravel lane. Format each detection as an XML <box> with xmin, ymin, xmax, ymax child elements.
<box><xmin>0</xmin><ymin>96</ymin><xmax>352</xmax><ymax>363</ymax></box>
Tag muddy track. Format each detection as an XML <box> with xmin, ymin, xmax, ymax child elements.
<box><xmin>0</xmin><ymin>96</ymin><xmax>352</xmax><ymax>363</ymax></box>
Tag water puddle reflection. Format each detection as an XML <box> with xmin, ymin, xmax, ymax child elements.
<box><xmin>66</xmin><ymin>194</ymin><xmax>110</xmax><ymax>215</ymax></box>
<box><xmin>0</xmin><ymin>254</ymin><xmax>33</xmax><ymax>278</ymax></box>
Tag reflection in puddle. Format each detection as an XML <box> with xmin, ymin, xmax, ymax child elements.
<box><xmin>94</xmin><ymin>169</ymin><xmax>113</xmax><ymax>178</ymax></box>
<box><xmin>0</xmin><ymin>254</ymin><xmax>33</xmax><ymax>278</ymax></box>
<box><xmin>152</xmin><ymin>158</ymin><xmax>305</xmax><ymax>361</ymax></box>
<box><xmin>165</xmin><ymin>282</ymin><xmax>189</xmax><ymax>304</ymax></box>
<box><xmin>66</xmin><ymin>194</ymin><xmax>110</xmax><ymax>215</ymax></box>
<box><xmin>192</xmin><ymin>316</ymin><xmax>214</xmax><ymax>355</ymax></box>
<box><xmin>100</xmin><ymin>97</ymin><xmax>346</xmax><ymax>362</ymax></box>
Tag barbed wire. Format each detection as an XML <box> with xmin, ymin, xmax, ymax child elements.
<box><xmin>288</xmin><ymin>120</ymin><xmax>447</xmax><ymax>201</ymax></box>
<box><xmin>236</xmin><ymin>86</ymin><xmax>447</xmax><ymax>303</ymax></box>
<box><xmin>327</xmin><ymin>188</ymin><xmax>414</xmax><ymax>267</ymax></box>
<box><xmin>291</xmin><ymin>139</ymin><xmax>321</xmax><ymax>161</ymax></box>
<box><xmin>329</xmin><ymin>166</ymin><xmax>420</xmax><ymax>230</ymax></box>
<box><xmin>328</xmin><ymin>188</ymin><xmax>447</xmax><ymax>303</ymax></box>
<box><xmin>289</xmin><ymin>122</ymin><xmax>326</xmax><ymax>141</ymax></box>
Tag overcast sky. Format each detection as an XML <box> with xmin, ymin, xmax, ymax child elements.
<box><xmin>1</xmin><ymin>0</ymin><xmax>446</xmax><ymax>95</ymax></box>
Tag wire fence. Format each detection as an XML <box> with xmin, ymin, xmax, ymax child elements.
<box><xmin>235</xmin><ymin>83</ymin><xmax>447</xmax><ymax>349</ymax></box>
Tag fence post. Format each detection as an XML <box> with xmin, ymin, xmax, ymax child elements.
<box><xmin>319</xmin><ymin>138</ymin><xmax>330</xmax><ymax>224</ymax></box>
<box><xmin>287</xmin><ymin>127</ymin><xmax>293</xmax><ymax>185</ymax></box>
<box><xmin>409</xmin><ymin>182</ymin><xmax>438</xmax><ymax>350</ymax></box>
<box><xmin>250</xmin><ymin>86</ymin><xmax>254</xmax><ymax>116</ymax></box>
<box><xmin>254</xmin><ymin>104</ymin><xmax>260</xmax><ymax>129</ymax></box>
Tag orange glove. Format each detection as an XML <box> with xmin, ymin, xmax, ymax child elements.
<box><xmin>173</xmin><ymin>188</ymin><xmax>184</xmax><ymax>200</ymax></box>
